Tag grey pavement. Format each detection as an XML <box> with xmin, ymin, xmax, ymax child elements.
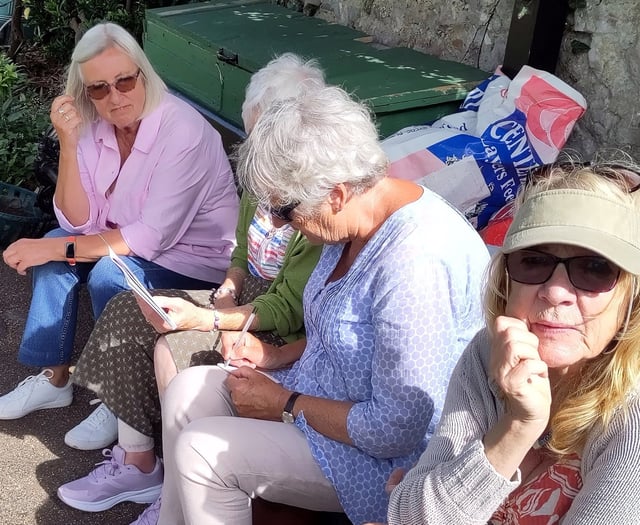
<box><xmin>0</xmin><ymin>254</ymin><xmax>146</xmax><ymax>525</ymax></box>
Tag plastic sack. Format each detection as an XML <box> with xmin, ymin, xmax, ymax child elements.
<box><xmin>382</xmin><ymin>65</ymin><xmax>587</xmax><ymax>229</ymax></box>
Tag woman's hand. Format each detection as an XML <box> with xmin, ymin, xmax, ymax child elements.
<box><xmin>144</xmin><ymin>296</ymin><xmax>212</xmax><ymax>333</ymax></box>
<box><xmin>220</xmin><ymin>331</ymin><xmax>279</xmax><ymax>369</ymax></box>
<box><xmin>385</xmin><ymin>468</ymin><xmax>407</xmax><ymax>494</ymax></box>
<box><xmin>51</xmin><ymin>95</ymin><xmax>82</xmax><ymax>148</ymax></box>
<box><xmin>491</xmin><ymin>315</ymin><xmax>551</xmax><ymax>427</ymax></box>
<box><xmin>3</xmin><ymin>237</ymin><xmax>60</xmax><ymax>274</ymax></box>
<box><xmin>225</xmin><ymin>367</ymin><xmax>289</xmax><ymax>420</ymax></box>
<box><xmin>213</xmin><ymin>295</ymin><xmax>237</xmax><ymax>310</ymax></box>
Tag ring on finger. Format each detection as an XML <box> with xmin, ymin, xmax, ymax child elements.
<box><xmin>58</xmin><ymin>107</ymin><xmax>65</xmax><ymax>114</ymax></box>
<box><xmin>64</xmin><ymin>114</ymin><xmax>70</xmax><ymax>122</ymax></box>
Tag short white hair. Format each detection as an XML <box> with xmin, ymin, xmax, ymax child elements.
<box><xmin>241</xmin><ymin>52</ymin><xmax>325</xmax><ymax>132</ymax></box>
<box><xmin>236</xmin><ymin>85</ymin><xmax>388</xmax><ymax>213</ymax></box>
<box><xmin>65</xmin><ymin>22</ymin><xmax>167</xmax><ymax>124</ymax></box>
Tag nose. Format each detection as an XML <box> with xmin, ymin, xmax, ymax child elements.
<box><xmin>538</xmin><ymin>263</ymin><xmax>576</xmax><ymax>304</ymax></box>
<box><xmin>107</xmin><ymin>85</ymin><xmax>123</xmax><ymax>104</ymax></box>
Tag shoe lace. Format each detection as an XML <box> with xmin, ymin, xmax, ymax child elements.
<box><xmin>6</xmin><ymin>371</ymin><xmax>50</xmax><ymax>399</ymax></box>
<box><xmin>89</xmin><ymin>449</ymin><xmax>122</xmax><ymax>480</ymax></box>
<box><xmin>138</xmin><ymin>496</ymin><xmax>162</xmax><ymax>524</ymax></box>
<box><xmin>84</xmin><ymin>400</ymin><xmax>113</xmax><ymax>429</ymax></box>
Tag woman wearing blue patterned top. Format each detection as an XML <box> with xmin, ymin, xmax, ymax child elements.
<box><xmin>147</xmin><ymin>85</ymin><xmax>490</xmax><ymax>525</ymax></box>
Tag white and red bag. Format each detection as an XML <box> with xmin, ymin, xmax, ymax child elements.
<box><xmin>382</xmin><ymin>65</ymin><xmax>587</xmax><ymax>230</ymax></box>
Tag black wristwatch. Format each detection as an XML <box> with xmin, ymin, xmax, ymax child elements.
<box><xmin>281</xmin><ymin>391</ymin><xmax>302</xmax><ymax>424</ymax></box>
<box><xmin>65</xmin><ymin>236</ymin><xmax>76</xmax><ymax>266</ymax></box>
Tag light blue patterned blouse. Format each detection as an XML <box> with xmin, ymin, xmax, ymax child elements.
<box><xmin>279</xmin><ymin>188</ymin><xmax>490</xmax><ymax>524</ymax></box>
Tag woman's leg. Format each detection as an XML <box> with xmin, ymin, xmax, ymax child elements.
<box><xmin>71</xmin><ymin>290</ymin><xmax>165</xmax><ymax>438</ymax></box>
<box><xmin>118</xmin><ymin>418</ymin><xmax>157</xmax><ymax>473</ymax></box>
<box><xmin>157</xmin><ymin>366</ymin><xmax>341</xmax><ymax>525</ymax></box>
<box><xmin>18</xmin><ymin>228</ymin><xmax>92</xmax><ymax>371</ymax></box>
<box><xmin>154</xmin><ymin>337</ymin><xmax>178</xmax><ymax>401</ymax></box>
<box><xmin>0</xmin><ymin>229</ymin><xmax>91</xmax><ymax>418</ymax></box>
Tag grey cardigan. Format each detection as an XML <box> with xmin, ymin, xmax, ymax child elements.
<box><xmin>388</xmin><ymin>328</ymin><xmax>640</xmax><ymax>524</ymax></box>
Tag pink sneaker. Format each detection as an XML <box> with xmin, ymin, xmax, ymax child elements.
<box><xmin>130</xmin><ymin>496</ymin><xmax>162</xmax><ymax>525</ymax></box>
<box><xmin>57</xmin><ymin>445</ymin><xmax>162</xmax><ymax>512</ymax></box>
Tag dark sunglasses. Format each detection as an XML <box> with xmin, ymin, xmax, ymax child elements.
<box><xmin>85</xmin><ymin>70</ymin><xmax>141</xmax><ymax>100</ymax></box>
<box><xmin>270</xmin><ymin>201</ymin><xmax>300</xmax><ymax>222</ymax></box>
<box><xmin>505</xmin><ymin>249</ymin><xmax>621</xmax><ymax>293</ymax></box>
<box><xmin>530</xmin><ymin>162</ymin><xmax>640</xmax><ymax>193</ymax></box>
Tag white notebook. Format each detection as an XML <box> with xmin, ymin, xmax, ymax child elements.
<box><xmin>107</xmin><ymin>246</ymin><xmax>177</xmax><ymax>330</ymax></box>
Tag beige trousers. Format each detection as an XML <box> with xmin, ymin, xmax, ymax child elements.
<box><xmin>158</xmin><ymin>366</ymin><xmax>343</xmax><ymax>525</ymax></box>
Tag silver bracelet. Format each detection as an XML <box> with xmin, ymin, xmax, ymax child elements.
<box><xmin>211</xmin><ymin>308</ymin><xmax>220</xmax><ymax>332</ymax></box>
<box><xmin>214</xmin><ymin>286</ymin><xmax>238</xmax><ymax>303</ymax></box>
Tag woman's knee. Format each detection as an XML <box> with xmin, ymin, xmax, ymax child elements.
<box><xmin>154</xmin><ymin>336</ymin><xmax>178</xmax><ymax>400</ymax></box>
<box><xmin>163</xmin><ymin>367</ymin><xmax>232</xmax><ymax>422</ymax></box>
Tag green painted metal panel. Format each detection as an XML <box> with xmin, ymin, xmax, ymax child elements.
<box><xmin>144</xmin><ymin>0</ymin><xmax>488</xmax><ymax>137</ymax></box>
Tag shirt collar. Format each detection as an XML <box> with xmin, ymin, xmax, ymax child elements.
<box><xmin>93</xmin><ymin>94</ymin><xmax>166</xmax><ymax>153</ymax></box>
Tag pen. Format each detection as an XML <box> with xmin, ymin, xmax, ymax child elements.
<box><xmin>225</xmin><ymin>307</ymin><xmax>256</xmax><ymax>367</ymax></box>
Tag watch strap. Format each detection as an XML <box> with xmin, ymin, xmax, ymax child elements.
<box><xmin>65</xmin><ymin>236</ymin><xmax>76</xmax><ymax>266</ymax></box>
<box><xmin>282</xmin><ymin>391</ymin><xmax>302</xmax><ymax>421</ymax></box>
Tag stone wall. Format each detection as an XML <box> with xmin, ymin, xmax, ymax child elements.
<box><xmin>315</xmin><ymin>0</ymin><xmax>640</xmax><ymax>160</ymax></box>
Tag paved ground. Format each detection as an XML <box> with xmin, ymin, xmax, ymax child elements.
<box><xmin>0</xmin><ymin>254</ymin><xmax>146</xmax><ymax>525</ymax></box>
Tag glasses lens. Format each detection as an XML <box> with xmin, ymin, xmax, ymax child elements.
<box><xmin>270</xmin><ymin>202</ymin><xmax>299</xmax><ymax>222</ymax></box>
<box><xmin>506</xmin><ymin>250</ymin><xmax>620</xmax><ymax>292</ymax></box>
<box><xmin>85</xmin><ymin>71</ymin><xmax>139</xmax><ymax>100</ymax></box>
<box><xmin>506</xmin><ymin>250</ymin><xmax>556</xmax><ymax>285</ymax></box>
<box><xmin>114</xmin><ymin>74</ymin><xmax>138</xmax><ymax>93</ymax></box>
<box><xmin>86</xmin><ymin>83</ymin><xmax>110</xmax><ymax>100</ymax></box>
<box><xmin>567</xmin><ymin>257</ymin><xmax>620</xmax><ymax>292</ymax></box>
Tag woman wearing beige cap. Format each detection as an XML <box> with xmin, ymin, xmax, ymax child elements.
<box><xmin>386</xmin><ymin>160</ymin><xmax>640</xmax><ymax>524</ymax></box>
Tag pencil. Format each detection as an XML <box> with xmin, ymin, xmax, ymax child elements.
<box><xmin>224</xmin><ymin>307</ymin><xmax>256</xmax><ymax>366</ymax></box>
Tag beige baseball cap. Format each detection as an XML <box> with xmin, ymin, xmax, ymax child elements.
<box><xmin>502</xmin><ymin>189</ymin><xmax>640</xmax><ymax>275</ymax></box>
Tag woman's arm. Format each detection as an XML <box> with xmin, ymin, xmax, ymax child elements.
<box><xmin>250</xmin><ymin>232</ymin><xmax>322</xmax><ymax>336</ymax></box>
<box><xmin>561</xmin><ymin>396</ymin><xmax>640</xmax><ymax>523</ymax></box>
<box><xmin>3</xmin><ymin>229</ymin><xmax>131</xmax><ymax>275</ymax></box>
<box><xmin>388</xmin><ymin>336</ymin><xmax>520</xmax><ymax>525</ymax></box>
<box><xmin>50</xmin><ymin>95</ymin><xmax>90</xmax><ymax>225</ymax></box>
<box><xmin>213</xmin><ymin>192</ymin><xmax>254</xmax><ymax>309</ymax></box>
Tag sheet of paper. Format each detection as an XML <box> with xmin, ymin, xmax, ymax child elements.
<box><xmin>216</xmin><ymin>363</ymin><xmax>280</xmax><ymax>383</ymax></box>
<box><xmin>107</xmin><ymin>246</ymin><xmax>177</xmax><ymax>330</ymax></box>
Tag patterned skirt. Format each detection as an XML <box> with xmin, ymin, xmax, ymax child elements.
<box><xmin>72</xmin><ymin>275</ymin><xmax>284</xmax><ymax>437</ymax></box>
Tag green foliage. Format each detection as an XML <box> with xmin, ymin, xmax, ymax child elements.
<box><xmin>0</xmin><ymin>54</ymin><xmax>50</xmax><ymax>188</ymax></box>
<box><xmin>22</xmin><ymin>0</ymin><xmax>139</xmax><ymax>63</ymax></box>
<box><xmin>0</xmin><ymin>53</ymin><xmax>21</xmax><ymax>99</ymax></box>
<box><xmin>22</xmin><ymin>0</ymin><xmax>203</xmax><ymax>63</ymax></box>
<box><xmin>2</xmin><ymin>0</ymin><xmax>203</xmax><ymax>185</ymax></box>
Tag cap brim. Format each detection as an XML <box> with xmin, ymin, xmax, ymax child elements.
<box><xmin>502</xmin><ymin>190</ymin><xmax>640</xmax><ymax>275</ymax></box>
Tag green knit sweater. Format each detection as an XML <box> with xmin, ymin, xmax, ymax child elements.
<box><xmin>229</xmin><ymin>193</ymin><xmax>322</xmax><ymax>342</ymax></box>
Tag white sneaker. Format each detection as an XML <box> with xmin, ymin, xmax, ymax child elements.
<box><xmin>65</xmin><ymin>402</ymin><xmax>118</xmax><ymax>450</ymax></box>
<box><xmin>0</xmin><ymin>369</ymin><xmax>73</xmax><ymax>419</ymax></box>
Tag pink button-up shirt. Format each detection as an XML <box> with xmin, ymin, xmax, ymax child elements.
<box><xmin>54</xmin><ymin>93</ymin><xmax>239</xmax><ymax>283</ymax></box>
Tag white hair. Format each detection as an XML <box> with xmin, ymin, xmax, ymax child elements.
<box><xmin>236</xmin><ymin>85</ymin><xmax>388</xmax><ymax>213</ymax></box>
<box><xmin>241</xmin><ymin>52</ymin><xmax>325</xmax><ymax>132</ymax></box>
<box><xmin>65</xmin><ymin>22</ymin><xmax>167</xmax><ymax>124</ymax></box>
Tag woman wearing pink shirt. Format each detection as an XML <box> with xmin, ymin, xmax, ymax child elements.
<box><xmin>0</xmin><ymin>23</ymin><xmax>239</xmax><ymax>421</ymax></box>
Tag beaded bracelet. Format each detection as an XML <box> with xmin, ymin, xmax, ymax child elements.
<box><xmin>214</xmin><ymin>286</ymin><xmax>238</xmax><ymax>303</ymax></box>
<box><xmin>211</xmin><ymin>308</ymin><xmax>221</xmax><ymax>332</ymax></box>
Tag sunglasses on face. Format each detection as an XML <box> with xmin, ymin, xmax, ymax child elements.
<box><xmin>85</xmin><ymin>70</ymin><xmax>141</xmax><ymax>100</ymax></box>
<box><xmin>270</xmin><ymin>201</ymin><xmax>300</xmax><ymax>222</ymax></box>
<box><xmin>505</xmin><ymin>249</ymin><xmax>621</xmax><ymax>293</ymax></box>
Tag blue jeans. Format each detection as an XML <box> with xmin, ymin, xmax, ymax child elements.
<box><xmin>18</xmin><ymin>228</ymin><xmax>218</xmax><ymax>367</ymax></box>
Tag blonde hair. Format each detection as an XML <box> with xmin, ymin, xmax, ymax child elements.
<box><xmin>65</xmin><ymin>22</ymin><xmax>167</xmax><ymax>125</ymax></box>
<box><xmin>485</xmin><ymin>159</ymin><xmax>640</xmax><ymax>456</ymax></box>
